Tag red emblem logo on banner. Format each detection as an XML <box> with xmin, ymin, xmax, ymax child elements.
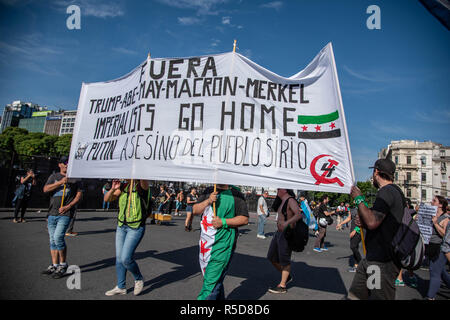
<box><xmin>310</xmin><ymin>154</ymin><xmax>344</xmax><ymax>187</ymax></box>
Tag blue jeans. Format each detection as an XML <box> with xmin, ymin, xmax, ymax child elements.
<box><xmin>427</xmin><ymin>251</ymin><xmax>450</xmax><ymax>298</ymax></box>
<box><xmin>47</xmin><ymin>215</ymin><xmax>71</xmax><ymax>250</ymax></box>
<box><xmin>115</xmin><ymin>225</ymin><xmax>145</xmax><ymax>289</ymax></box>
<box><xmin>158</xmin><ymin>202</ymin><xmax>166</xmax><ymax>213</ymax></box>
<box><xmin>257</xmin><ymin>214</ymin><xmax>266</xmax><ymax>236</ymax></box>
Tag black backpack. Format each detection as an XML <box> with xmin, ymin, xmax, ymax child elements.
<box><xmin>389</xmin><ymin>184</ymin><xmax>425</xmax><ymax>270</ymax></box>
<box><xmin>281</xmin><ymin>197</ymin><xmax>309</xmax><ymax>252</ymax></box>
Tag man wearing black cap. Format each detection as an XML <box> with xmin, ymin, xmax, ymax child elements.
<box><xmin>347</xmin><ymin>158</ymin><xmax>404</xmax><ymax>300</ymax></box>
<box><xmin>41</xmin><ymin>156</ymin><xmax>83</xmax><ymax>279</ymax></box>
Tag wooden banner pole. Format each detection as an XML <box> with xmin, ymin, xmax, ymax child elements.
<box><xmin>213</xmin><ymin>184</ymin><xmax>217</xmax><ymax>217</ymax></box>
<box><xmin>360</xmin><ymin>227</ymin><xmax>367</xmax><ymax>256</ymax></box>
<box><xmin>60</xmin><ymin>184</ymin><xmax>66</xmax><ymax>208</ymax></box>
<box><xmin>127</xmin><ymin>179</ymin><xmax>134</xmax><ymax>218</ymax></box>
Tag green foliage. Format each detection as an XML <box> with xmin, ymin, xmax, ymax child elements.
<box><xmin>305</xmin><ymin>180</ymin><xmax>377</xmax><ymax>208</ymax></box>
<box><xmin>54</xmin><ymin>134</ymin><xmax>73</xmax><ymax>156</ymax></box>
<box><xmin>356</xmin><ymin>180</ymin><xmax>377</xmax><ymax>206</ymax></box>
<box><xmin>0</xmin><ymin>127</ymin><xmax>28</xmax><ymax>152</ymax></box>
<box><xmin>0</xmin><ymin>127</ymin><xmax>71</xmax><ymax>157</ymax></box>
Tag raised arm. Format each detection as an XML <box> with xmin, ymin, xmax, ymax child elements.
<box><xmin>193</xmin><ymin>192</ymin><xmax>218</xmax><ymax>215</ymax></box>
<box><xmin>43</xmin><ymin>176</ymin><xmax>67</xmax><ymax>193</ymax></box>
<box><xmin>104</xmin><ymin>180</ymin><xmax>122</xmax><ymax>202</ymax></box>
<box><xmin>351</xmin><ymin>185</ymin><xmax>386</xmax><ymax>230</ymax></box>
<box><xmin>337</xmin><ymin>213</ymin><xmax>352</xmax><ymax>230</ymax></box>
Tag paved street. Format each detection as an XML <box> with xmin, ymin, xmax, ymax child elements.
<box><xmin>0</xmin><ymin>209</ymin><xmax>448</xmax><ymax>300</ymax></box>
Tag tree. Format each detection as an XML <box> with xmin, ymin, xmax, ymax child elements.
<box><xmin>14</xmin><ymin>132</ymin><xmax>58</xmax><ymax>156</ymax></box>
<box><xmin>304</xmin><ymin>180</ymin><xmax>377</xmax><ymax>208</ymax></box>
<box><xmin>356</xmin><ymin>180</ymin><xmax>377</xmax><ymax>206</ymax></box>
<box><xmin>0</xmin><ymin>127</ymin><xmax>72</xmax><ymax>158</ymax></box>
<box><xmin>0</xmin><ymin>127</ymin><xmax>28</xmax><ymax>152</ymax></box>
<box><xmin>54</xmin><ymin>134</ymin><xmax>73</xmax><ymax>156</ymax></box>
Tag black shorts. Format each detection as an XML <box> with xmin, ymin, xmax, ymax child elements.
<box><xmin>348</xmin><ymin>259</ymin><xmax>399</xmax><ymax>300</ymax></box>
<box><xmin>267</xmin><ymin>231</ymin><xmax>292</xmax><ymax>266</ymax></box>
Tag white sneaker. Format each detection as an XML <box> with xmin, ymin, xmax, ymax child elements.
<box><xmin>134</xmin><ymin>279</ymin><xmax>144</xmax><ymax>296</ymax></box>
<box><xmin>257</xmin><ymin>234</ymin><xmax>266</xmax><ymax>239</ymax></box>
<box><xmin>105</xmin><ymin>286</ymin><xmax>126</xmax><ymax>296</ymax></box>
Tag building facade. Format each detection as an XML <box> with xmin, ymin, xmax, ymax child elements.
<box><xmin>59</xmin><ymin>110</ymin><xmax>77</xmax><ymax>135</ymax></box>
<box><xmin>18</xmin><ymin>117</ymin><xmax>46</xmax><ymax>133</ymax></box>
<box><xmin>379</xmin><ymin>140</ymin><xmax>450</xmax><ymax>204</ymax></box>
<box><xmin>0</xmin><ymin>101</ymin><xmax>42</xmax><ymax>133</ymax></box>
<box><xmin>18</xmin><ymin>110</ymin><xmax>53</xmax><ymax>133</ymax></box>
<box><xmin>44</xmin><ymin>115</ymin><xmax>63</xmax><ymax>136</ymax></box>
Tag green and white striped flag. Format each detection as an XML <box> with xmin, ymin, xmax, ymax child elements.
<box><xmin>298</xmin><ymin>110</ymin><xmax>341</xmax><ymax>139</ymax></box>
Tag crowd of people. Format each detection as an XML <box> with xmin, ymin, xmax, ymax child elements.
<box><xmin>9</xmin><ymin>155</ymin><xmax>450</xmax><ymax>300</ymax></box>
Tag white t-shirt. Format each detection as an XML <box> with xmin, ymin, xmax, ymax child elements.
<box><xmin>257</xmin><ymin>196</ymin><xmax>268</xmax><ymax>216</ymax></box>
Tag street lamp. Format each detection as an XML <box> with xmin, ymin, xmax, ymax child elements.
<box><xmin>420</xmin><ymin>155</ymin><xmax>426</xmax><ymax>204</ymax></box>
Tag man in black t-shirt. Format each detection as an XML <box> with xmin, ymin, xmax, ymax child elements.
<box><xmin>348</xmin><ymin>158</ymin><xmax>403</xmax><ymax>300</ymax></box>
<box><xmin>41</xmin><ymin>156</ymin><xmax>83</xmax><ymax>279</ymax></box>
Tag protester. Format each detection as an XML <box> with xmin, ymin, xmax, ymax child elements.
<box><xmin>193</xmin><ymin>184</ymin><xmax>248</xmax><ymax>300</ymax></box>
<box><xmin>425</xmin><ymin>195</ymin><xmax>449</xmax><ymax>300</ymax></box>
<box><xmin>267</xmin><ymin>189</ymin><xmax>303</xmax><ymax>294</ymax></box>
<box><xmin>336</xmin><ymin>206</ymin><xmax>362</xmax><ymax>272</ymax></box>
<box><xmin>347</xmin><ymin>158</ymin><xmax>403</xmax><ymax>300</ymax></box>
<box><xmin>103</xmin><ymin>179</ymin><xmax>150</xmax><ymax>296</ymax></box>
<box><xmin>442</xmin><ymin>219</ymin><xmax>450</xmax><ymax>262</ymax></box>
<box><xmin>102</xmin><ymin>182</ymin><xmax>111</xmax><ymax>210</ymax></box>
<box><xmin>336</xmin><ymin>202</ymin><xmax>345</xmax><ymax>230</ymax></box>
<box><xmin>257</xmin><ymin>191</ymin><xmax>269</xmax><ymax>239</ymax></box>
<box><xmin>175</xmin><ymin>189</ymin><xmax>184</xmax><ymax>216</ymax></box>
<box><xmin>167</xmin><ymin>183</ymin><xmax>176</xmax><ymax>216</ymax></box>
<box><xmin>13</xmin><ymin>168</ymin><xmax>36</xmax><ymax>223</ymax></box>
<box><xmin>185</xmin><ymin>187</ymin><xmax>198</xmax><ymax>232</ymax></box>
<box><xmin>41</xmin><ymin>156</ymin><xmax>83</xmax><ymax>279</ymax></box>
<box><xmin>313</xmin><ymin>195</ymin><xmax>334</xmax><ymax>252</ymax></box>
<box><xmin>157</xmin><ymin>185</ymin><xmax>170</xmax><ymax>215</ymax></box>
<box><xmin>344</xmin><ymin>203</ymin><xmax>351</xmax><ymax>228</ymax></box>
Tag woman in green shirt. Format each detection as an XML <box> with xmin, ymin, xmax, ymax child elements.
<box><xmin>103</xmin><ymin>179</ymin><xmax>150</xmax><ymax>296</ymax></box>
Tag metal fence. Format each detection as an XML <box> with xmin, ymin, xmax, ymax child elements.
<box><xmin>0</xmin><ymin>149</ymin><xmax>273</xmax><ymax>212</ymax></box>
<box><xmin>0</xmin><ymin>150</ymin><xmax>117</xmax><ymax>210</ymax></box>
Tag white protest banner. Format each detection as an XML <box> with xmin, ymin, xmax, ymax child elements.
<box><xmin>416</xmin><ymin>203</ymin><xmax>438</xmax><ymax>244</ymax></box>
<box><xmin>68</xmin><ymin>43</ymin><xmax>355</xmax><ymax>193</ymax></box>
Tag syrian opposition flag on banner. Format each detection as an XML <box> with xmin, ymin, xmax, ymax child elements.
<box><xmin>297</xmin><ymin>110</ymin><xmax>341</xmax><ymax>139</ymax></box>
<box><xmin>197</xmin><ymin>188</ymin><xmax>238</xmax><ymax>300</ymax></box>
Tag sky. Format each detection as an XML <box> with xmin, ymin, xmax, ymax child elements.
<box><xmin>0</xmin><ymin>0</ymin><xmax>449</xmax><ymax>182</ymax></box>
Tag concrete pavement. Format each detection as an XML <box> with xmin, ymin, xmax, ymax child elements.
<box><xmin>0</xmin><ymin>209</ymin><xmax>448</xmax><ymax>300</ymax></box>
